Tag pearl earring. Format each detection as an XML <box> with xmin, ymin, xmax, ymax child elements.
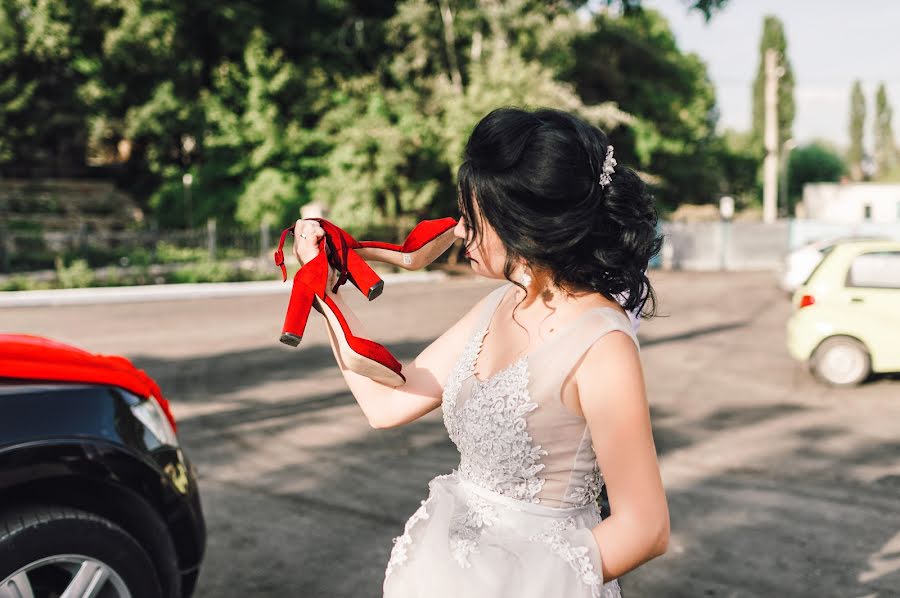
<box><xmin>515</xmin><ymin>266</ymin><xmax>532</xmax><ymax>287</ymax></box>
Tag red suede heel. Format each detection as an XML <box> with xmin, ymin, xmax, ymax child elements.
<box><xmin>316</xmin><ymin>292</ymin><xmax>405</xmax><ymax>386</ymax></box>
<box><xmin>360</xmin><ymin>217</ymin><xmax>457</xmax><ymax>252</ymax></box>
<box><xmin>314</xmin><ymin>218</ymin><xmax>384</xmax><ymax>300</ymax></box>
<box><xmin>275</xmin><ymin>221</ymin><xmax>384</xmax><ymax>300</ymax></box>
<box><xmin>277</xmin><ymin>229</ymin><xmax>405</xmax><ymax>386</ymax></box>
<box><xmin>354</xmin><ymin>218</ymin><xmax>458</xmax><ymax>270</ymax></box>
<box><xmin>290</xmin><ymin>217</ymin><xmax>458</xmax><ymax>271</ymax></box>
<box><xmin>280</xmin><ymin>251</ymin><xmax>325</xmax><ymax>346</ymax></box>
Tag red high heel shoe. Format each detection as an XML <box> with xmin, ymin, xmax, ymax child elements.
<box><xmin>278</xmin><ymin>232</ymin><xmax>406</xmax><ymax>387</ymax></box>
<box><xmin>326</xmin><ymin>217</ymin><xmax>458</xmax><ymax>270</ymax></box>
<box><xmin>275</xmin><ymin>220</ymin><xmax>384</xmax><ymax>301</ymax></box>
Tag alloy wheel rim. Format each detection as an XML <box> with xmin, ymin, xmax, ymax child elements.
<box><xmin>820</xmin><ymin>344</ymin><xmax>866</xmax><ymax>385</ymax></box>
<box><xmin>0</xmin><ymin>554</ymin><xmax>131</xmax><ymax>598</ymax></box>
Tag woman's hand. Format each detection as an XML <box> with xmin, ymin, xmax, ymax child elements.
<box><xmin>292</xmin><ymin>219</ymin><xmax>326</xmax><ymax>266</ymax></box>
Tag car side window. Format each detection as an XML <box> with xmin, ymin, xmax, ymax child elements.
<box><xmin>845</xmin><ymin>251</ymin><xmax>900</xmax><ymax>289</ymax></box>
<box><xmin>801</xmin><ymin>245</ymin><xmax>836</xmax><ymax>286</ymax></box>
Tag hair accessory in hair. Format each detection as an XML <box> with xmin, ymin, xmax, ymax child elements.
<box><xmin>598</xmin><ymin>144</ymin><xmax>617</xmax><ymax>188</ymax></box>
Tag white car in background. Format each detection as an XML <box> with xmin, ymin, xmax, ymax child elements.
<box><xmin>778</xmin><ymin>236</ymin><xmax>888</xmax><ymax>294</ymax></box>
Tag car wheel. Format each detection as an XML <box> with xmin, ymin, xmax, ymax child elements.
<box><xmin>811</xmin><ymin>336</ymin><xmax>871</xmax><ymax>387</ymax></box>
<box><xmin>0</xmin><ymin>506</ymin><xmax>162</xmax><ymax>598</ymax></box>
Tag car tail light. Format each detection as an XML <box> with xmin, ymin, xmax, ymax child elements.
<box><xmin>799</xmin><ymin>294</ymin><xmax>815</xmax><ymax>309</ymax></box>
<box><xmin>131</xmin><ymin>395</ymin><xmax>179</xmax><ymax>447</ymax></box>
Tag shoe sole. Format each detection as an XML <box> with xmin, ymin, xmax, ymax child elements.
<box><xmin>355</xmin><ymin>228</ymin><xmax>457</xmax><ymax>270</ymax></box>
<box><xmin>313</xmin><ymin>295</ymin><xmax>405</xmax><ymax>388</ymax></box>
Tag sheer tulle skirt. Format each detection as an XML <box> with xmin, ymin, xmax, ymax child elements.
<box><xmin>383</xmin><ymin>472</ymin><xmax>622</xmax><ymax>598</ymax></box>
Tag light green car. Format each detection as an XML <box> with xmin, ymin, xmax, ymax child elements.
<box><xmin>786</xmin><ymin>240</ymin><xmax>900</xmax><ymax>386</ymax></box>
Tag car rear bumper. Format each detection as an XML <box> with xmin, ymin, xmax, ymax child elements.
<box><xmin>786</xmin><ymin>311</ymin><xmax>820</xmax><ymax>362</ymax></box>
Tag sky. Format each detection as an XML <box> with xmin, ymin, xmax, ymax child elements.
<box><xmin>602</xmin><ymin>0</ymin><xmax>900</xmax><ymax>150</ymax></box>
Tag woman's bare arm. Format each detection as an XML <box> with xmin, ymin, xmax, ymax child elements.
<box><xmin>320</xmin><ymin>281</ymin><xmax>494</xmax><ymax>429</ymax></box>
<box><xmin>576</xmin><ymin>332</ymin><xmax>670</xmax><ymax>582</ymax></box>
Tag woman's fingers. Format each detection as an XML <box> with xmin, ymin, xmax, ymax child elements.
<box><xmin>293</xmin><ymin>219</ymin><xmax>325</xmax><ymax>240</ymax></box>
<box><xmin>292</xmin><ymin>219</ymin><xmax>327</xmax><ymax>265</ymax></box>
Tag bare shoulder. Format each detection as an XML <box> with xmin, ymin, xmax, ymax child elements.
<box><xmin>573</xmin><ymin>322</ymin><xmax>645</xmax><ymax>417</ymax></box>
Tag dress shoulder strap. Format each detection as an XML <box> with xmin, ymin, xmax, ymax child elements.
<box><xmin>472</xmin><ymin>283</ymin><xmax>513</xmax><ymax>332</ymax></box>
<box><xmin>529</xmin><ymin>307</ymin><xmax>640</xmax><ymax>403</ymax></box>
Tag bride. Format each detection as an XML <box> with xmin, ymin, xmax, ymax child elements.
<box><xmin>291</xmin><ymin>107</ymin><xmax>669</xmax><ymax>597</ymax></box>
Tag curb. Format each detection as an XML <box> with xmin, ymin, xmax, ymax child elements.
<box><xmin>0</xmin><ymin>270</ymin><xmax>449</xmax><ymax>308</ymax></box>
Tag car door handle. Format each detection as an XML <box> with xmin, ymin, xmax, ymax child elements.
<box><xmin>850</xmin><ymin>297</ymin><xmax>864</xmax><ymax>303</ymax></box>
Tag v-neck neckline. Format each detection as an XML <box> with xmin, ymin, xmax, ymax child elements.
<box><xmin>469</xmin><ymin>286</ymin><xmax>628</xmax><ymax>384</ymax></box>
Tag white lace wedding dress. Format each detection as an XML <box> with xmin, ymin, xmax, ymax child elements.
<box><xmin>382</xmin><ymin>283</ymin><xmax>640</xmax><ymax>597</ymax></box>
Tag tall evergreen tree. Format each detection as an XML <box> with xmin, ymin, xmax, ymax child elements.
<box><xmin>873</xmin><ymin>82</ymin><xmax>898</xmax><ymax>177</ymax></box>
<box><xmin>750</xmin><ymin>15</ymin><xmax>795</xmax><ymax>158</ymax></box>
<box><xmin>847</xmin><ymin>80</ymin><xmax>866</xmax><ymax>181</ymax></box>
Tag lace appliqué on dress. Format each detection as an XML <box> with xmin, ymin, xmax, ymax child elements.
<box><xmin>448</xmin><ymin>494</ymin><xmax>500</xmax><ymax>568</ymax></box>
<box><xmin>529</xmin><ymin>517</ymin><xmax>603</xmax><ymax>597</ymax></box>
<box><xmin>441</xmin><ymin>324</ymin><xmax>484</xmax><ymax>440</ymax></box>
<box><xmin>386</xmin><ymin>473</ymin><xmax>457</xmax><ymax>579</ymax></box>
<box><xmin>566</xmin><ymin>462</ymin><xmax>604</xmax><ymax>508</ymax></box>
<box><xmin>385</xmin><ymin>495</ymin><xmax>433</xmax><ymax>578</ymax></box>
<box><xmin>443</xmin><ymin>324</ymin><xmax>549</xmax><ymax>504</ymax></box>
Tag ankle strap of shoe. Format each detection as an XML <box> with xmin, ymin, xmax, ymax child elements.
<box><xmin>274</xmin><ymin>221</ymin><xmax>354</xmax><ymax>294</ymax></box>
<box><xmin>274</xmin><ymin>227</ymin><xmax>293</xmax><ymax>282</ymax></box>
<box><xmin>312</xmin><ymin>218</ymin><xmax>354</xmax><ymax>295</ymax></box>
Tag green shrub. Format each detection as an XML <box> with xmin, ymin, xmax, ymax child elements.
<box><xmin>155</xmin><ymin>242</ymin><xmax>208</xmax><ymax>263</ymax></box>
<box><xmin>54</xmin><ymin>257</ymin><xmax>95</xmax><ymax>288</ymax></box>
<box><xmin>0</xmin><ymin>276</ymin><xmax>53</xmax><ymax>291</ymax></box>
<box><xmin>168</xmin><ymin>261</ymin><xmax>242</xmax><ymax>284</ymax></box>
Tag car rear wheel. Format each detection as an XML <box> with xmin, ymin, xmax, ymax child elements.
<box><xmin>0</xmin><ymin>506</ymin><xmax>162</xmax><ymax>598</ymax></box>
<box><xmin>811</xmin><ymin>336</ymin><xmax>871</xmax><ymax>387</ymax></box>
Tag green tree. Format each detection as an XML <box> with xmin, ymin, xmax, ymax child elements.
<box><xmin>0</xmin><ymin>0</ymin><xmax>734</xmax><ymax>233</ymax></box>
<box><xmin>310</xmin><ymin>0</ymin><xmax>630</xmax><ymax>231</ymax></box>
<box><xmin>0</xmin><ymin>0</ymin><xmax>112</xmax><ymax>173</ymax></box>
<box><xmin>787</xmin><ymin>142</ymin><xmax>846</xmax><ymax>211</ymax></box>
<box><xmin>608</xmin><ymin>0</ymin><xmax>728</xmax><ymax>20</ymax></box>
<box><xmin>751</xmin><ymin>15</ymin><xmax>795</xmax><ymax>158</ymax></box>
<box><xmin>92</xmin><ymin>0</ymin><xmax>397</xmax><ymax>227</ymax></box>
<box><xmin>847</xmin><ymin>80</ymin><xmax>866</xmax><ymax>181</ymax></box>
<box><xmin>717</xmin><ymin>128</ymin><xmax>759</xmax><ymax>205</ymax></box>
<box><xmin>873</xmin><ymin>82</ymin><xmax>898</xmax><ymax>178</ymax></box>
<box><xmin>564</xmin><ymin>8</ymin><xmax>748</xmax><ymax>210</ymax></box>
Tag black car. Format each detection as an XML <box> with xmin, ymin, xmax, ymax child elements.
<box><xmin>0</xmin><ymin>334</ymin><xmax>205</xmax><ymax>598</ymax></box>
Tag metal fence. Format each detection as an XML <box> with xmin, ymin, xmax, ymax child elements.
<box><xmin>0</xmin><ymin>219</ymin><xmax>458</xmax><ymax>275</ymax></box>
<box><xmin>0</xmin><ymin>220</ymin><xmax>272</xmax><ymax>274</ymax></box>
<box><xmin>659</xmin><ymin>219</ymin><xmax>900</xmax><ymax>271</ymax></box>
<box><xmin>5</xmin><ymin>218</ymin><xmax>899</xmax><ymax>276</ymax></box>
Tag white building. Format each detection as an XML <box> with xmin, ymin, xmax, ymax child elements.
<box><xmin>802</xmin><ymin>182</ymin><xmax>900</xmax><ymax>224</ymax></box>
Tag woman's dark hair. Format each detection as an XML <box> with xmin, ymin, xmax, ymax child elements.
<box><xmin>457</xmin><ymin>107</ymin><xmax>662</xmax><ymax>319</ymax></box>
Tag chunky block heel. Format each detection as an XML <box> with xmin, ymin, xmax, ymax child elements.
<box><xmin>280</xmin><ymin>248</ymin><xmax>328</xmax><ymax>346</ymax></box>
<box><xmin>345</xmin><ymin>248</ymin><xmax>384</xmax><ymax>300</ymax></box>
<box><xmin>274</xmin><ymin>224</ymin><xmax>405</xmax><ymax>386</ymax></box>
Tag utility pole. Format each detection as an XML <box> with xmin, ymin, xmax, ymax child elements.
<box><xmin>763</xmin><ymin>49</ymin><xmax>783</xmax><ymax>224</ymax></box>
<box><xmin>780</xmin><ymin>138</ymin><xmax>796</xmax><ymax>217</ymax></box>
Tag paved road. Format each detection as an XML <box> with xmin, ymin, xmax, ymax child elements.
<box><xmin>4</xmin><ymin>271</ymin><xmax>899</xmax><ymax>597</ymax></box>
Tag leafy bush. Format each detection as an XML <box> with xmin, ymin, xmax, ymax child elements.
<box><xmin>54</xmin><ymin>257</ymin><xmax>95</xmax><ymax>288</ymax></box>
<box><xmin>0</xmin><ymin>276</ymin><xmax>53</xmax><ymax>291</ymax></box>
<box><xmin>787</xmin><ymin>143</ymin><xmax>847</xmax><ymax>210</ymax></box>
